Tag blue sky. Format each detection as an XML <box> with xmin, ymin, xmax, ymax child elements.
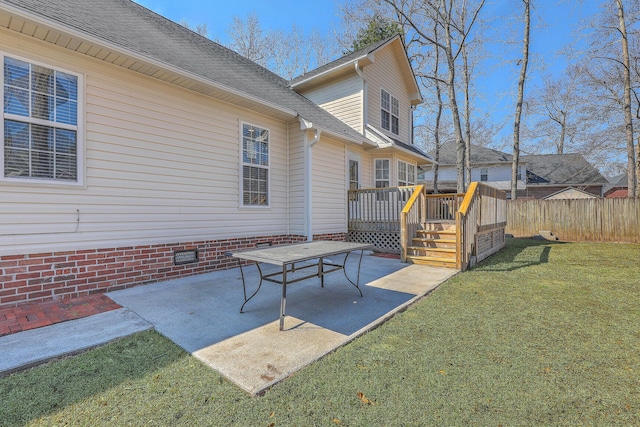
<box><xmin>133</xmin><ymin>0</ymin><xmax>604</xmax><ymax>153</ymax></box>
<box><xmin>135</xmin><ymin>0</ymin><xmax>343</xmax><ymax>42</ymax></box>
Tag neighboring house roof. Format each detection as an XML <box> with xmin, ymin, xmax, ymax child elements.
<box><xmin>429</xmin><ymin>141</ymin><xmax>516</xmax><ymax>166</ymax></box>
<box><xmin>603</xmin><ymin>174</ymin><xmax>628</xmax><ymax>193</ymax></box>
<box><xmin>522</xmin><ymin>153</ymin><xmax>609</xmax><ymax>187</ymax></box>
<box><xmin>290</xmin><ymin>35</ymin><xmax>422</xmax><ymax>106</ymax></box>
<box><xmin>542</xmin><ymin>187</ymin><xmax>599</xmax><ymax>200</ymax></box>
<box><xmin>1</xmin><ymin>0</ymin><xmax>372</xmax><ymax>146</ymax></box>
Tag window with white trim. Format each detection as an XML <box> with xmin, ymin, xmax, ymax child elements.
<box><xmin>348</xmin><ymin>159</ymin><xmax>359</xmax><ymax>191</ymax></box>
<box><xmin>480</xmin><ymin>167</ymin><xmax>488</xmax><ymax>182</ymax></box>
<box><xmin>381</xmin><ymin>89</ymin><xmax>399</xmax><ymax>135</ymax></box>
<box><xmin>241</xmin><ymin>123</ymin><xmax>269</xmax><ymax>206</ymax></box>
<box><xmin>3</xmin><ymin>55</ymin><xmax>81</xmax><ymax>182</ymax></box>
<box><xmin>398</xmin><ymin>160</ymin><xmax>416</xmax><ymax>186</ymax></box>
<box><xmin>375</xmin><ymin>159</ymin><xmax>390</xmax><ymax>189</ymax></box>
<box><xmin>348</xmin><ymin>157</ymin><xmax>360</xmax><ymax>201</ymax></box>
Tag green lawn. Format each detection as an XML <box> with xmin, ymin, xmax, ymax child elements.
<box><xmin>2</xmin><ymin>239</ymin><xmax>639</xmax><ymax>426</ymax></box>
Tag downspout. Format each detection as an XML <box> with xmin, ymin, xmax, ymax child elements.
<box><xmin>355</xmin><ymin>61</ymin><xmax>367</xmax><ymax>134</ymax></box>
<box><xmin>305</xmin><ymin>127</ymin><xmax>322</xmax><ymax>241</ymax></box>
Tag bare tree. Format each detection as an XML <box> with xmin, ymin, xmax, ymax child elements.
<box><xmin>511</xmin><ymin>0</ymin><xmax>530</xmax><ymax>200</ymax></box>
<box><xmin>615</xmin><ymin>0</ymin><xmax>637</xmax><ymax>197</ymax></box>
<box><xmin>377</xmin><ymin>0</ymin><xmax>485</xmax><ymax>193</ymax></box>
<box><xmin>178</xmin><ymin>20</ymin><xmax>209</xmax><ymax>38</ymax></box>
<box><xmin>227</xmin><ymin>13</ymin><xmax>273</xmax><ymax>67</ymax></box>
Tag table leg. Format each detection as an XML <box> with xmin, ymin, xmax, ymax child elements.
<box><xmin>240</xmin><ymin>262</ymin><xmax>264</xmax><ymax>313</ymax></box>
<box><xmin>342</xmin><ymin>250</ymin><xmax>364</xmax><ymax>297</ymax></box>
<box><xmin>280</xmin><ymin>264</ymin><xmax>287</xmax><ymax>331</ymax></box>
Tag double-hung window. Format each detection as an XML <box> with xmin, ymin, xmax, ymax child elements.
<box><xmin>398</xmin><ymin>160</ymin><xmax>416</xmax><ymax>186</ymax></box>
<box><xmin>3</xmin><ymin>55</ymin><xmax>81</xmax><ymax>183</ymax></box>
<box><xmin>374</xmin><ymin>159</ymin><xmax>390</xmax><ymax>189</ymax></box>
<box><xmin>241</xmin><ymin>123</ymin><xmax>269</xmax><ymax>206</ymax></box>
<box><xmin>480</xmin><ymin>167</ymin><xmax>488</xmax><ymax>182</ymax></box>
<box><xmin>375</xmin><ymin>158</ymin><xmax>390</xmax><ymax>201</ymax></box>
<box><xmin>381</xmin><ymin>89</ymin><xmax>399</xmax><ymax>135</ymax></box>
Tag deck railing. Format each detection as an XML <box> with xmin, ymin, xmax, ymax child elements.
<box><xmin>456</xmin><ymin>182</ymin><xmax>507</xmax><ymax>270</ymax></box>
<box><xmin>347</xmin><ymin>186</ymin><xmax>419</xmax><ymax>233</ymax></box>
<box><xmin>400</xmin><ymin>185</ymin><xmax>426</xmax><ymax>262</ymax></box>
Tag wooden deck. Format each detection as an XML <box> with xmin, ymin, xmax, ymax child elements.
<box><xmin>347</xmin><ymin>184</ymin><xmax>507</xmax><ymax>270</ymax></box>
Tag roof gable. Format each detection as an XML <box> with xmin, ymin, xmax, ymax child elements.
<box><xmin>290</xmin><ymin>35</ymin><xmax>422</xmax><ymax>105</ymax></box>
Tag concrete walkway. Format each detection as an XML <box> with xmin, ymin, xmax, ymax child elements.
<box><xmin>0</xmin><ymin>254</ymin><xmax>456</xmax><ymax>395</ymax></box>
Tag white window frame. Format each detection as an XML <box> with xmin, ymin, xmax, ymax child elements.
<box><xmin>381</xmin><ymin>88</ymin><xmax>399</xmax><ymax>136</ymax></box>
<box><xmin>347</xmin><ymin>152</ymin><xmax>361</xmax><ymax>202</ymax></box>
<box><xmin>1</xmin><ymin>53</ymin><xmax>84</xmax><ymax>186</ymax></box>
<box><xmin>347</xmin><ymin>152</ymin><xmax>361</xmax><ymax>191</ymax></box>
<box><xmin>398</xmin><ymin>160</ymin><xmax>416</xmax><ymax>186</ymax></box>
<box><xmin>239</xmin><ymin>121</ymin><xmax>270</xmax><ymax>208</ymax></box>
<box><xmin>374</xmin><ymin>158</ymin><xmax>390</xmax><ymax>189</ymax></box>
<box><xmin>480</xmin><ymin>167</ymin><xmax>488</xmax><ymax>182</ymax></box>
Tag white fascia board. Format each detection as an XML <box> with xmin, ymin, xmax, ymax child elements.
<box><xmin>1</xmin><ymin>4</ymin><xmax>298</xmax><ymax>119</ymax></box>
<box><xmin>299</xmin><ymin>117</ymin><xmax>376</xmax><ymax>147</ymax></box>
<box><xmin>290</xmin><ymin>53</ymin><xmax>374</xmax><ymax>89</ymax></box>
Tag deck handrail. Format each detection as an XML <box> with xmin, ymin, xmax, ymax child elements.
<box><xmin>400</xmin><ymin>185</ymin><xmax>425</xmax><ymax>262</ymax></box>
<box><xmin>456</xmin><ymin>182</ymin><xmax>507</xmax><ymax>270</ymax></box>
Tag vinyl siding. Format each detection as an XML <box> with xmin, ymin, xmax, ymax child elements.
<box><xmin>311</xmin><ymin>136</ymin><xmax>348</xmax><ymax>234</ymax></box>
<box><xmin>364</xmin><ymin>45</ymin><xmax>413</xmax><ymax>143</ymax></box>
<box><xmin>0</xmin><ymin>31</ymin><xmax>292</xmax><ymax>256</ymax></box>
<box><xmin>287</xmin><ymin>122</ymin><xmax>306</xmax><ymax>235</ymax></box>
<box><xmin>300</xmin><ymin>74</ymin><xmax>363</xmax><ymax>133</ymax></box>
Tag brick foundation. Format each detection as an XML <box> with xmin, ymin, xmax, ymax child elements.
<box><xmin>0</xmin><ymin>234</ymin><xmax>307</xmax><ymax>308</ymax></box>
<box><xmin>312</xmin><ymin>232</ymin><xmax>346</xmax><ymax>241</ymax></box>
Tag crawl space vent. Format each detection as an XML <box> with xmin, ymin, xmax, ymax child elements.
<box><xmin>174</xmin><ymin>249</ymin><xmax>198</xmax><ymax>265</ymax></box>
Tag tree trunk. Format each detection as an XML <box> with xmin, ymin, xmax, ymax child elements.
<box><xmin>463</xmin><ymin>43</ymin><xmax>472</xmax><ymax>186</ymax></box>
<box><xmin>433</xmin><ymin>25</ymin><xmax>443</xmax><ymax>194</ymax></box>
<box><xmin>441</xmin><ymin>0</ymin><xmax>466</xmax><ymax>194</ymax></box>
<box><xmin>512</xmin><ymin>0</ymin><xmax>530</xmax><ymax>200</ymax></box>
<box><xmin>616</xmin><ymin>0</ymin><xmax>637</xmax><ymax>198</ymax></box>
<box><xmin>558</xmin><ymin>110</ymin><xmax>566</xmax><ymax>154</ymax></box>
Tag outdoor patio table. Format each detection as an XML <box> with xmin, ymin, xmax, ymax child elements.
<box><xmin>229</xmin><ymin>241</ymin><xmax>372</xmax><ymax>331</ymax></box>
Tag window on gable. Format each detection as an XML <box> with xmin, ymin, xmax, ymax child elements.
<box><xmin>241</xmin><ymin>123</ymin><xmax>269</xmax><ymax>206</ymax></box>
<box><xmin>381</xmin><ymin>89</ymin><xmax>399</xmax><ymax>135</ymax></box>
<box><xmin>3</xmin><ymin>56</ymin><xmax>81</xmax><ymax>182</ymax></box>
<box><xmin>398</xmin><ymin>160</ymin><xmax>416</xmax><ymax>186</ymax></box>
<box><xmin>480</xmin><ymin>167</ymin><xmax>488</xmax><ymax>182</ymax></box>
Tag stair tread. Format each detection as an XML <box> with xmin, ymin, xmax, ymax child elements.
<box><xmin>408</xmin><ymin>246</ymin><xmax>455</xmax><ymax>253</ymax></box>
<box><xmin>412</xmin><ymin>238</ymin><xmax>457</xmax><ymax>244</ymax></box>
<box><xmin>406</xmin><ymin>255</ymin><xmax>456</xmax><ymax>263</ymax></box>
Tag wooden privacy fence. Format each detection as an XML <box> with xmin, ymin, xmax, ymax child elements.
<box><xmin>506</xmin><ymin>198</ymin><xmax>640</xmax><ymax>243</ymax></box>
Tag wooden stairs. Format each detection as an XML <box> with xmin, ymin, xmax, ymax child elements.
<box><xmin>405</xmin><ymin>221</ymin><xmax>457</xmax><ymax>268</ymax></box>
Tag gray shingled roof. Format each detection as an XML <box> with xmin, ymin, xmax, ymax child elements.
<box><xmin>391</xmin><ymin>138</ymin><xmax>432</xmax><ymax>160</ymax></box>
<box><xmin>429</xmin><ymin>141</ymin><xmax>513</xmax><ymax>165</ymax></box>
<box><xmin>522</xmin><ymin>153</ymin><xmax>608</xmax><ymax>186</ymax></box>
<box><xmin>290</xmin><ymin>36</ymin><xmax>396</xmax><ymax>86</ymax></box>
<box><xmin>5</xmin><ymin>0</ymin><xmax>367</xmax><ymax>143</ymax></box>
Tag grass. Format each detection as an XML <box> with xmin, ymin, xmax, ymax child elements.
<box><xmin>1</xmin><ymin>238</ymin><xmax>639</xmax><ymax>426</ymax></box>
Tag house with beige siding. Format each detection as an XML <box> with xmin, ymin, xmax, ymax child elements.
<box><xmin>0</xmin><ymin>0</ymin><xmax>432</xmax><ymax>308</ymax></box>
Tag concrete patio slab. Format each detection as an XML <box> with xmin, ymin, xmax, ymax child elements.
<box><xmin>108</xmin><ymin>254</ymin><xmax>457</xmax><ymax>395</ymax></box>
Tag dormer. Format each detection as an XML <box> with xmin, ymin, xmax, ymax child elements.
<box><xmin>290</xmin><ymin>36</ymin><xmax>422</xmax><ymax>146</ymax></box>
